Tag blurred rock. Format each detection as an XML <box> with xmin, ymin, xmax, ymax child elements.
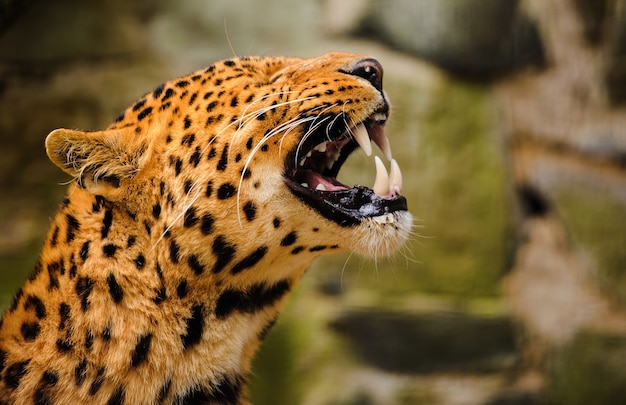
<box><xmin>330</xmin><ymin>309</ymin><xmax>517</xmax><ymax>374</ymax></box>
<box><xmin>354</xmin><ymin>0</ymin><xmax>545</xmax><ymax>77</ymax></box>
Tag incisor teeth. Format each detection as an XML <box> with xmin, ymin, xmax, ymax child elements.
<box><xmin>352</xmin><ymin>123</ymin><xmax>372</xmax><ymax>156</ymax></box>
<box><xmin>370</xmin><ymin>125</ymin><xmax>393</xmax><ymax>161</ymax></box>
<box><xmin>389</xmin><ymin>159</ymin><xmax>402</xmax><ymax>195</ymax></box>
<box><xmin>373</xmin><ymin>156</ymin><xmax>390</xmax><ymax>197</ymax></box>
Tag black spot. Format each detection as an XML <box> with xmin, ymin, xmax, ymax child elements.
<box><xmin>207</xmin><ymin>146</ymin><xmax>217</xmax><ymax>160</ymax></box>
<box><xmin>291</xmin><ymin>246</ymin><xmax>305</xmax><ymax>254</ymax></box>
<box><xmin>181</xmin><ymin>304</ymin><xmax>204</xmax><ymax>349</ymax></box>
<box><xmin>201</xmin><ymin>213</ymin><xmax>214</xmax><ymax>235</ymax></box>
<box><xmin>217</xmin><ymin>183</ymin><xmax>236</xmax><ymax>199</ymax></box>
<box><xmin>224</xmin><ymin>60</ymin><xmax>236</xmax><ymax>67</ymax></box>
<box><xmin>107</xmin><ymin>274</ymin><xmax>124</xmax><ymax>304</ymax></box>
<box><xmin>4</xmin><ymin>360</ymin><xmax>30</xmax><ymax>389</ymax></box>
<box><xmin>80</xmin><ymin>240</ymin><xmax>90</xmax><ymax>261</ymax></box>
<box><xmin>102</xmin><ymin>174</ymin><xmax>121</xmax><ymax>188</ymax></box>
<box><xmin>102</xmin><ymin>323</ymin><xmax>112</xmax><ymax>341</ymax></box>
<box><xmin>138</xmin><ymin>106</ymin><xmax>153</xmax><ymax>121</ymax></box>
<box><xmin>211</xmin><ymin>236</ymin><xmax>236</xmax><ymax>274</ymax></box>
<box><xmin>144</xmin><ymin>220</ymin><xmax>152</xmax><ymax>235</ymax></box>
<box><xmin>243</xmin><ymin>201</ymin><xmax>256</xmax><ymax>221</ymax></box>
<box><xmin>217</xmin><ymin>143</ymin><xmax>229</xmax><ymax>171</ymax></box>
<box><xmin>46</xmin><ymin>260</ymin><xmax>62</xmax><ymax>290</ymax></box>
<box><xmin>187</xmin><ymin>255</ymin><xmax>205</xmax><ymax>275</ymax></box>
<box><xmin>33</xmin><ymin>369</ymin><xmax>59</xmax><ymax>405</ymax></box>
<box><xmin>74</xmin><ymin>359</ymin><xmax>87</xmax><ymax>386</ymax></box>
<box><xmin>85</xmin><ymin>330</ymin><xmax>94</xmax><ymax>350</ymax></box>
<box><xmin>215</xmin><ymin>280</ymin><xmax>291</xmax><ymax>319</ymax></box>
<box><xmin>261</xmin><ymin>144</ymin><xmax>269</xmax><ymax>152</ymax></box>
<box><xmin>189</xmin><ymin>92</ymin><xmax>198</xmax><ymax>105</ymax></box>
<box><xmin>280</xmin><ymin>231</ymin><xmax>297</xmax><ymax>247</ymax></box>
<box><xmin>230</xmin><ymin>96</ymin><xmax>238</xmax><ymax>107</ymax></box>
<box><xmin>182</xmin><ymin>133</ymin><xmax>195</xmax><ymax>146</ymax></box>
<box><xmin>157</xmin><ymin>379</ymin><xmax>172</xmax><ymax>404</ymax></box>
<box><xmin>231</xmin><ymin>246</ymin><xmax>268</xmax><ymax>275</ymax></box>
<box><xmin>56</xmin><ymin>338</ymin><xmax>73</xmax><ymax>353</ymax></box>
<box><xmin>175</xmin><ymin>158</ymin><xmax>183</xmax><ymax>176</ymax></box>
<box><xmin>134</xmin><ymin>254</ymin><xmax>146</xmax><ymax>270</ymax></box>
<box><xmin>176</xmin><ymin>387</ymin><xmax>211</xmax><ymax>404</ymax></box>
<box><xmin>59</xmin><ymin>303</ymin><xmax>70</xmax><ymax>330</ymax></box>
<box><xmin>66</xmin><ymin>214</ymin><xmax>80</xmax><ymax>243</ymax></box>
<box><xmin>152</xmin><ymin>203</ymin><xmax>161</xmax><ymax>219</ymax></box>
<box><xmin>183</xmin><ymin>207</ymin><xmax>199</xmax><ymax>228</ymax></box>
<box><xmin>176</xmin><ymin>79</ymin><xmax>190</xmax><ymax>88</ymax></box>
<box><xmin>132</xmin><ymin>98</ymin><xmax>147</xmax><ymax>112</ymax></box>
<box><xmin>177</xmin><ymin>280</ymin><xmax>189</xmax><ymax>298</ymax></box>
<box><xmin>103</xmin><ymin>243</ymin><xmax>118</xmax><ymax>258</ymax></box>
<box><xmin>131</xmin><ymin>333</ymin><xmax>153</xmax><ymax>368</ymax></box>
<box><xmin>273</xmin><ymin>218</ymin><xmax>281</xmax><ymax>228</ymax></box>
<box><xmin>24</xmin><ymin>295</ymin><xmax>46</xmax><ymax>319</ymax></box>
<box><xmin>92</xmin><ymin>195</ymin><xmax>106</xmax><ymax>212</ymax></box>
<box><xmin>127</xmin><ymin>235</ymin><xmax>136</xmax><ymax>248</ymax></box>
<box><xmin>309</xmin><ymin>245</ymin><xmax>327</xmax><ymax>252</ymax></box>
<box><xmin>101</xmin><ymin>209</ymin><xmax>113</xmax><ymax>239</ymax></box>
<box><xmin>183</xmin><ymin>179</ymin><xmax>193</xmax><ymax>194</ymax></box>
<box><xmin>162</xmin><ymin>88</ymin><xmax>176</xmax><ymax>101</ymax></box>
<box><xmin>76</xmin><ymin>276</ymin><xmax>95</xmax><ymax>311</ymax></box>
<box><xmin>50</xmin><ymin>226</ymin><xmax>59</xmax><ymax>247</ymax></box>
<box><xmin>21</xmin><ymin>321</ymin><xmax>40</xmax><ymax>340</ymax></box>
<box><xmin>153</xmin><ymin>83</ymin><xmax>165</xmax><ymax>98</ymax></box>
<box><xmin>246</xmin><ymin>137</ymin><xmax>253</xmax><ymax>149</ymax></box>
<box><xmin>183</xmin><ymin>116</ymin><xmax>192</xmax><ymax>129</ymax></box>
<box><xmin>189</xmin><ymin>147</ymin><xmax>202</xmax><ymax>167</ymax></box>
<box><xmin>113</xmin><ymin>110</ymin><xmax>125</xmax><ymax>123</ymax></box>
<box><xmin>153</xmin><ymin>286</ymin><xmax>167</xmax><ymax>305</ymax></box>
<box><xmin>88</xmin><ymin>367</ymin><xmax>105</xmax><ymax>395</ymax></box>
<box><xmin>169</xmin><ymin>240</ymin><xmax>180</xmax><ymax>264</ymax></box>
<box><xmin>107</xmin><ymin>386</ymin><xmax>126</xmax><ymax>405</ymax></box>
<box><xmin>206</xmin><ymin>100</ymin><xmax>218</xmax><ymax>112</ymax></box>
<box><xmin>205</xmin><ymin>180</ymin><xmax>214</xmax><ymax>197</ymax></box>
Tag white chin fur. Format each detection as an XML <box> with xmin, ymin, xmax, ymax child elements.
<box><xmin>350</xmin><ymin>210</ymin><xmax>413</xmax><ymax>258</ymax></box>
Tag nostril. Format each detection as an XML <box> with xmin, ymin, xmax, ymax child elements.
<box><xmin>346</xmin><ymin>58</ymin><xmax>384</xmax><ymax>91</ymax></box>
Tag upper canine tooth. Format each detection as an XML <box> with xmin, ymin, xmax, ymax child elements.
<box><xmin>315</xmin><ymin>183</ymin><xmax>327</xmax><ymax>191</ymax></box>
<box><xmin>314</xmin><ymin>142</ymin><xmax>327</xmax><ymax>152</ymax></box>
<box><xmin>352</xmin><ymin>123</ymin><xmax>372</xmax><ymax>156</ymax></box>
<box><xmin>370</xmin><ymin>125</ymin><xmax>392</xmax><ymax>161</ymax></box>
<box><xmin>373</xmin><ymin>156</ymin><xmax>390</xmax><ymax>197</ymax></box>
<box><xmin>389</xmin><ymin>159</ymin><xmax>402</xmax><ymax>195</ymax></box>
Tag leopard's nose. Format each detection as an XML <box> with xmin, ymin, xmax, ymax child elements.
<box><xmin>346</xmin><ymin>58</ymin><xmax>384</xmax><ymax>92</ymax></box>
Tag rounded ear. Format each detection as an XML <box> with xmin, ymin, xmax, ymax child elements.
<box><xmin>46</xmin><ymin>128</ymin><xmax>150</xmax><ymax>193</ymax></box>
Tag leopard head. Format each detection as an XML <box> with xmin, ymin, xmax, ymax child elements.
<box><xmin>45</xmin><ymin>52</ymin><xmax>412</xmax><ymax>279</ymax></box>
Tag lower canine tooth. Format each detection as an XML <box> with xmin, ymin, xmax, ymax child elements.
<box><xmin>301</xmin><ymin>183</ymin><xmax>309</xmax><ymax>188</ymax></box>
<box><xmin>389</xmin><ymin>159</ymin><xmax>402</xmax><ymax>195</ymax></box>
<box><xmin>373</xmin><ymin>156</ymin><xmax>390</xmax><ymax>197</ymax></box>
<box><xmin>353</xmin><ymin>123</ymin><xmax>372</xmax><ymax>156</ymax></box>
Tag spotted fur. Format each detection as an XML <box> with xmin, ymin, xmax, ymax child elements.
<box><xmin>0</xmin><ymin>53</ymin><xmax>411</xmax><ymax>404</ymax></box>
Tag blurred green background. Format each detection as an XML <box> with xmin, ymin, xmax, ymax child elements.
<box><xmin>1</xmin><ymin>1</ymin><xmax>626</xmax><ymax>404</ymax></box>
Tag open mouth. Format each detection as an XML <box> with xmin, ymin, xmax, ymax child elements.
<box><xmin>284</xmin><ymin>109</ymin><xmax>408</xmax><ymax>227</ymax></box>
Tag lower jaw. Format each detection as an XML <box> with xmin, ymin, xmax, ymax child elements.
<box><xmin>285</xmin><ymin>181</ymin><xmax>409</xmax><ymax>227</ymax></box>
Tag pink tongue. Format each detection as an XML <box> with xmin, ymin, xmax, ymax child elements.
<box><xmin>302</xmin><ymin>170</ymin><xmax>349</xmax><ymax>191</ymax></box>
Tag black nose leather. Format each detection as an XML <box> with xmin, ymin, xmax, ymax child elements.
<box><xmin>346</xmin><ymin>58</ymin><xmax>384</xmax><ymax>91</ymax></box>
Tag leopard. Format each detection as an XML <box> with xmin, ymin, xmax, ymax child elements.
<box><xmin>0</xmin><ymin>52</ymin><xmax>412</xmax><ymax>404</ymax></box>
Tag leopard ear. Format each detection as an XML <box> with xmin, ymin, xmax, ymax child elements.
<box><xmin>46</xmin><ymin>127</ymin><xmax>150</xmax><ymax>194</ymax></box>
